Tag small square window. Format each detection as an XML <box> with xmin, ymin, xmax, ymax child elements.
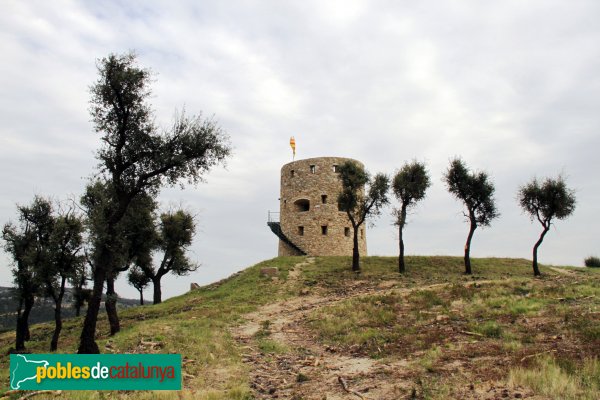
<box><xmin>344</xmin><ymin>227</ymin><xmax>350</xmax><ymax>237</ymax></box>
<box><xmin>333</xmin><ymin>165</ymin><xmax>339</xmax><ymax>173</ymax></box>
<box><xmin>298</xmin><ymin>226</ymin><xmax>304</xmax><ymax>236</ymax></box>
<box><xmin>310</xmin><ymin>165</ymin><xmax>316</xmax><ymax>174</ymax></box>
<box><xmin>321</xmin><ymin>194</ymin><xmax>327</xmax><ymax>204</ymax></box>
<box><xmin>290</xmin><ymin>170</ymin><xmax>295</xmax><ymax>177</ymax></box>
<box><xmin>321</xmin><ymin>226</ymin><xmax>328</xmax><ymax>235</ymax></box>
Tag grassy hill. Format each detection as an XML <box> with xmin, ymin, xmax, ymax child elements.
<box><xmin>1</xmin><ymin>256</ymin><xmax>599</xmax><ymax>399</ymax></box>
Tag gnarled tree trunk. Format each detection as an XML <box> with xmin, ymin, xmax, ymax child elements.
<box><xmin>352</xmin><ymin>226</ymin><xmax>360</xmax><ymax>272</ymax></box>
<box><xmin>464</xmin><ymin>218</ymin><xmax>477</xmax><ymax>275</ymax></box>
<box><xmin>15</xmin><ymin>294</ymin><xmax>34</xmax><ymax>351</ymax></box>
<box><xmin>78</xmin><ymin>245</ymin><xmax>110</xmax><ymax>354</ymax></box>
<box><xmin>152</xmin><ymin>277</ymin><xmax>162</xmax><ymax>305</ymax></box>
<box><xmin>532</xmin><ymin>225</ymin><xmax>550</xmax><ymax>276</ymax></box>
<box><xmin>398</xmin><ymin>204</ymin><xmax>407</xmax><ymax>273</ymax></box>
<box><xmin>105</xmin><ymin>273</ymin><xmax>120</xmax><ymax>336</ymax></box>
<box><xmin>74</xmin><ymin>297</ymin><xmax>83</xmax><ymax>317</ymax></box>
<box><xmin>51</xmin><ymin>304</ymin><xmax>62</xmax><ymax>351</ymax></box>
<box><xmin>50</xmin><ymin>276</ymin><xmax>67</xmax><ymax>351</ymax></box>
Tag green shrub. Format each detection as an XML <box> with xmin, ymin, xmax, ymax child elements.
<box><xmin>585</xmin><ymin>256</ymin><xmax>600</xmax><ymax>268</ymax></box>
<box><xmin>419</xmin><ymin>346</ymin><xmax>442</xmax><ymax>372</ymax></box>
<box><xmin>257</xmin><ymin>338</ymin><xmax>288</xmax><ymax>354</ymax></box>
<box><xmin>410</xmin><ymin>290</ymin><xmax>446</xmax><ymax>308</ymax></box>
<box><xmin>476</xmin><ymin>321</ymin><xmax>503</xmax><ymax>338</ymax></box>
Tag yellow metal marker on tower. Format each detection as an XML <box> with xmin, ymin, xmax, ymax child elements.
<box><xmin>290</xmin><ymin>136</ymin><xmax>296</xmax><ymax>160</ymax></box>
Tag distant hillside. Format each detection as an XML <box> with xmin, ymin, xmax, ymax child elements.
<box><xmin>1</xmin><ymin>256</ymin><xmax>598</xmax><ymax>399</ymax></box>
<box><xmin>0</xmin><ymin>286</ymin><xmax>143</xmax><ymax>333</ymax></box>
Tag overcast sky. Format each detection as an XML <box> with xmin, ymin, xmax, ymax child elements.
<box><xmin>1</xmin><ymin>1</ymin><xmax>599</xmax><ymax>300</ymax></box>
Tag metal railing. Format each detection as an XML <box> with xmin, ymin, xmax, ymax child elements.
<box><xmin>267</xmin><ymin>211</ymin><xmax>280</xmax><ymax>223</ymax></box>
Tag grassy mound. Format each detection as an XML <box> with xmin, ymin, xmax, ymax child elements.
<box><xmin>0</xmin><ymin>256</ymin><xmax>598</xmax><ymax>399</ymax></box>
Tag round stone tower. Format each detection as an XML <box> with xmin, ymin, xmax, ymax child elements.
<box><xmin>272</xmin><ymin>157</ymin><xmax>367</xmax><ymax>256</ymax></box>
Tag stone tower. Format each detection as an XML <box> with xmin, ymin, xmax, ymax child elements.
<box><xmin>268</xmin><ymin>157</ymin><xmax>367</xmax><ymax>256</ymax></box>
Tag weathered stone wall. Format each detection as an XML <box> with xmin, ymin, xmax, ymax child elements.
<box><xmin>278</xmin><ymin>157</ymin><xmax>367</xmax><ymax>256</ymax></box>
<box><xmin>278</xmin><ymin>240</ymin><xmax>303</xmax><ymax>256</ymax></box>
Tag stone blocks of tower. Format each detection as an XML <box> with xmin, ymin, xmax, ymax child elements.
<box><xmin>278</xmin><ymin>157</ymin><xmax>367</xmax><ymax>256</ymax></box>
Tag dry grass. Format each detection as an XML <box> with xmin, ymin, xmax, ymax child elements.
<box><xmin>509</xmin><ymin>356</ymin><xmax>600</xmax><ymax>400</ymax></box>
<box><xmin>0</xmin><ymin>257</ymin><xmax>302</xmax><ymax>400</ymax></box>
<box><xmin>0</xmin><ymin>255</ymin><xmax>598</xmax><ymax>399</ymax></box>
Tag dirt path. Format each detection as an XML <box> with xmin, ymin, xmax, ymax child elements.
<box><xmin>231</xmin><ymin>261</ymin><xmax>531</xmax><ymax>399</ymax></box>
<box><xmin>233</xmin><ymin>257</ymin><xmax>404</xmax><ymax>399</ymax></box>
<box><xmin>549</xmin><ymin>266</ymin><xmax>576</xmax><ymax>275</ymax></box>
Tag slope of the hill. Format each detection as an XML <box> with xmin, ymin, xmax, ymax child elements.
<box><xmin>1</xmin><ymin>256</ymin><xmax>599</xmax><ymax>400</ymax></box>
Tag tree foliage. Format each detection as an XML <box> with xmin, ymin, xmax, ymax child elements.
<box><xmin>81</xmin><ymin>181</ymin><xmax>157</xmax><ymax>335</ymax></box>
<box><xmin>137</xmin><ymin>209</ymin><xmax>198</xmax><ymax>304</ymax></box>
<box><xmin>2</xmin><ymin>196</ymin><xmax>52</xmax><ymax>350</ymax></box>
<box><xmin>71</xmin><ymin>269</ymin><xmax>91</xmax><ymax>318</ymax></box>
<box><xmin>518</xmin><ymin>176</ymin><xmax>576</xmax><ymax>276</ymax></box>
<box><xmin>79</xmin><ymin>52</ymin><xmax>231</xmax><ymax>354</ymax></box>
<box><xmin>90</xmin><ymin>54</ymin><xmax>231</xmax><ymax>196</ymax></box>
<box><xmin>127</xmin><ymin>266</ymin><xmax>151</xmax><ymax>305</ymax></box>
<box><xmin>392</xmin><ymin>161</ymin><xmax>431</xmax><ymax>273</ymax></box>
<box><xmin>337</xmin><ymin>161</ymin><xmax>389</xmax><ymax>272</ymax></box>
<box><xmin>444</xmin><ymin>158</ymin><xmax>498</xmax><ymax>274</ymax></box>
<box><xmin>2</xmin><ymin>197</ymin><xmax>83</xmax><ymax>351</ymax></box>
<box><xmin>42</xmin><ymin>209</ymin><xmax>84</xmax><ymax>351</ymax></box>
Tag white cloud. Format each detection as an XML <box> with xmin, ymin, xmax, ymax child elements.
<box><xmin>1</xmin><ymin>1</ymin><xmax>599</xmax><ymax>299</ymax></box>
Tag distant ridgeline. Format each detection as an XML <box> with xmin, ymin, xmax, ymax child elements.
<box><xmin>0</xmin><ymin>287</ymin><xmax>144</xmax><ymax>333</ymax></box>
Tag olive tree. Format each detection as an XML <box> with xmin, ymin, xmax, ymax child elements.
<box><xmin>79</xmin><ymin>52</ymin><xmax>231</xmax><ymax>354</ymax></box>
<box><xmin>392</xmin><ymin>161</ymin><xmax>431</xmax><ymax>273</ymax></box>
<box><xmin>128</xmin><ymin>266</ymin><xmax>150</xmax><ymax>305</ymax></box>
<box><xmin>71</xmin><ymin>266</ymin><xmax>91</xmax><ymax>317</ymax></box>
<box><xmin>42</xmin><ymin>210</ymin><xmax>84</xmax><ymax>351</ymax></box>
<box><xmin>1</xmin><ymin>197</ymin><xmax>52</xmax><ymax>351</ymax></box>
<box><xmin>518</xmin><ymin>176</ymin><xmax>576</xmax><ymax>276</ymax></box>
<box><xmin>138</xmin><ymin>209</ymin><xmax>197</xmax><ymax>304</ymax></box>
<box><xmin>444</xmin><ymin>158</ymin><xmax>498</xmax><ymax>274</ymax></box>
<box><xmin>2</xmin><ymin>197</ymin><xmax>83</xmax><ymax>351</ymax></box>
<box><xmin>337</xmin><ymin>161</ymin><xmax>389</xmax><ymax>272</ymax></box>
<box><xmin>103</xmin><ymin>192</ymin><xmax>156</xmax><ymax>332</ymax></box>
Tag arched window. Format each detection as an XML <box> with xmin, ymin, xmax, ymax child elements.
<box><xmin>293</xmin><ymin>199</ymin><xmax>310</xmax><ymax>212</ymax></box>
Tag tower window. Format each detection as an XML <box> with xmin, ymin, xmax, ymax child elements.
<box><xmin>321</xmin><ymin>194</ymin><xmax>327</xmax><ymax>204</ymax></box>
<box><xmin>321</xmin><ymin>225</ymin><xmax>328</xmax><ymax>235</ymax></box>
<box><xmin>344</xmin><ymin>227</ymin><xmax>350</xmax><ymax>237</ymax></box>
<box><xmin>360</xmin><ymin>229</ymin><xmax>364</xmax><ymax>238</ymax></box>
<box><xmin>338</xmin><ymin>202</ymin><xmax>346</xmax><ymax>212</ymax></box>
<box><xmin>298</xmin><ymin>226</ymin><xmax>304</xmax><ymax>236</ymax></box>
<box><xmin>293</xmin><ymin>199</ymin><xmax>310</xmax><ymax>212</ymax></box>
<box><xmin>333</xmin><ymin>165</ymin><xmax>339</xmax><ymax>173</ymax></box>
<box><xmin>310</xmin><ymin>165</ymin><xmax>316</xmax><ymax>174</ymax></box>
<box><xmin>290</xmin><ymin>169</ymin><xmax>295</xmax><ymax>177</ymax></box>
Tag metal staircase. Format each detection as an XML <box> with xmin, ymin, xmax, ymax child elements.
<box><xmin>267</xmin><ymin>211</ymin><xmax>307</xmax><ymax>255</ymax></box>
